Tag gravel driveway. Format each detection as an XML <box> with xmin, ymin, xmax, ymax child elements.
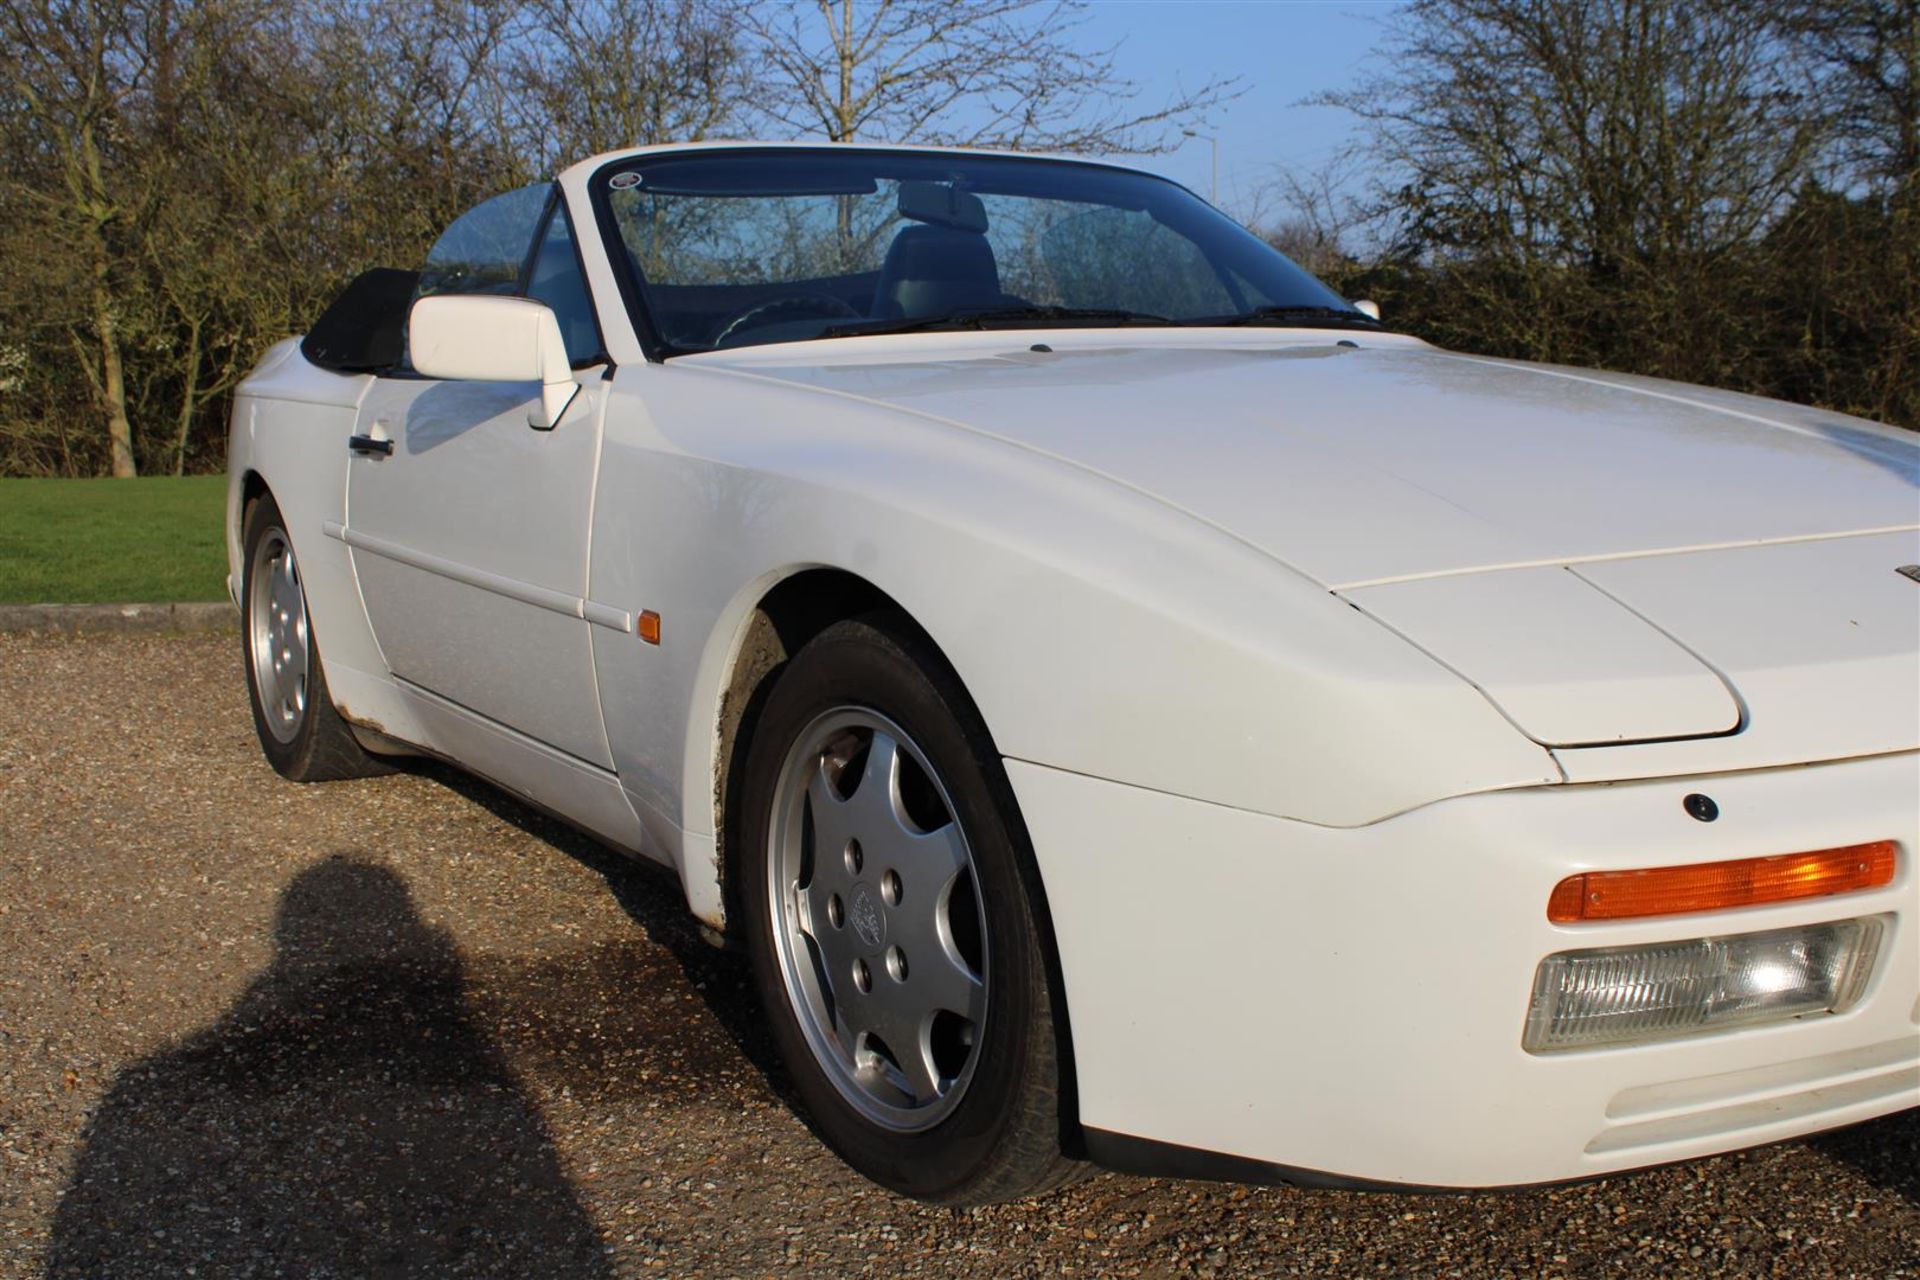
<box><xmin>2</xmin><ymin>630</ymin><xmax>1915</xmax><ymax>1278</ymax></box>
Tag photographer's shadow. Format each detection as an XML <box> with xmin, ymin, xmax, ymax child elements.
<box><xmin>46</xmin><ymin>856</ymin><xmax>613</xmax><ymax>1279</ymax></box>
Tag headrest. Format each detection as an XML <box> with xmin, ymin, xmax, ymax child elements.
<box><xmin>879</xmin><ymin>223</ymin><xmax>998</xmax><ymax>278</ymax></box>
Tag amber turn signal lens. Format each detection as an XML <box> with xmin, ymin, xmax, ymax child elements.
<box><xmin>1548</xmin><ymin>841</ymin><xmax>1897</xmax><ymax>923</ymax></box>
<box><xmin>637</xmin><ymin>610</ymin><xmax>661</xmax><ymax>645</ymax></box>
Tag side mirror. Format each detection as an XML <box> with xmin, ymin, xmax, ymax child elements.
<box><xmin>408</xmin><ymin>294</ymin><xmax>581</xmax><ymax>430</ymax></box>
<box><xmin>1349</xmin><ymin>299</ymin><xmax>1381</xmax><ymax>321</ymax></box>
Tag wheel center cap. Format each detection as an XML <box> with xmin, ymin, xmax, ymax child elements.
<box><xmin>848</xmin><ymin>882</ymin><xmax>886</xmax><ymax>951</ymax></box>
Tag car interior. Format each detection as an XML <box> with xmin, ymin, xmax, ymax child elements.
<box><xmin>640</xmin><ymin>180</ymin><xmax>1026</xmax><ymax>350</ymax></box>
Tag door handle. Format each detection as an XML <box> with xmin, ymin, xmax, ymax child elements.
<box><xmin>348</xmin><ymin>434</ymin><xmax>394</xmax><ymax>457</ymax></box>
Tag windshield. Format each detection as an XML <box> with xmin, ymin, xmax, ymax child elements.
<box><xmin>592</xmin><ymin>148</ymin><xmax>1369</xmax><ymax>354</ymax></box>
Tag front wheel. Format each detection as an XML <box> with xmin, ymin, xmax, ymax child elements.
<box><xmin>738</xmin><ymin>616</ymin><xmax>1082</xmax><ymax>1204</ymax></box>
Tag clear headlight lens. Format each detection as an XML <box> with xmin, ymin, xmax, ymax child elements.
<box><xmin>1524</xmin><ymin>917</ymin><xmax>1885</xmax><ymax>1053</ymax></box>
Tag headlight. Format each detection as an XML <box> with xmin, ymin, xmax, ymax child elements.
<box><xmin>1523</xmin><ymin>917</ymin><xmax>1885</xmax><ymax>1053</ymax></box>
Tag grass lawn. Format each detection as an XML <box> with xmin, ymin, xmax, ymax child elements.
<box><xmin>0</xmin><ymin>476</ymin><xmax>229</xmax><ymax>603</ymax></box>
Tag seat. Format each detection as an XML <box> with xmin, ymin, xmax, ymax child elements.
<box><xmin>871</xmin><ymin>224</ymin><xmax>1007</xmax><ymax>320</ymax></box>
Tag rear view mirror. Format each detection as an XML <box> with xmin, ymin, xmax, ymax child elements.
<box><xmin>408</xmin><ymin>294</ymin><xmax>580</xmax><ymax>429</ymax></box>
<box><xmin>897</xmin><ymin>180</ymin><xmax>988</xmax><ymax>232</ymax></box>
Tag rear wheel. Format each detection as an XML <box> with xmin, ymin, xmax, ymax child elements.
<box><xmin>241</xmin><ymin>493</ymin><xmax>389</xmax><ymax>782</ymax></box>
<box><xmin>739</xmin><ymin>616</ymin><xmax>1082</xmax><ymax>1203</ymax></box>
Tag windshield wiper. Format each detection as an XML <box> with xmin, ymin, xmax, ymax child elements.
<box><xmin>821</xmin><ymin>305</ymin><xmax>1178</xmax><ymax>338</ymax></box>
<box><xmin>1201</xmin><ymin>304</ymin><xmax>1383</xmax><ymax>330</ymax></box>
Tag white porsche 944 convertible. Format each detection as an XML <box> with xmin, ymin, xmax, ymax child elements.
<box><xmin>227</xmin><ymin>142</ymin><xmax>1920</xmax><ymax>1204</ymax></box>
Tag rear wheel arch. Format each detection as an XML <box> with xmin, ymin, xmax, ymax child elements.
<box><xmin>240</xmin><ymin>469</ymin><xmax>269</xmax><ymax>517</ymax></box>
<box><xmin>239</xmin><ymin>490</ymin><xmax>390</xmax><ymax>782</ymax></box>
<box><xmin>236</xmin><ymin>470</ymin><xmax>270</xmax><ymax>569</ymax></box>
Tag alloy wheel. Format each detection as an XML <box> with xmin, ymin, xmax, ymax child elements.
<box><xmin>766</xmin><ymin>707</ymin><xmax>990</xmax><ymax>1131</ymax></box>
<box><xmin>247</xmin><ymin>528</ymin><xmax>310</xmax><ymax>744</ymax></box>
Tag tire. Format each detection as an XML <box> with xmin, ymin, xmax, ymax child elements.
<box><xmin>240</xmin><ymin>492</ymin><xmax>390</xmax><ymax>782</ymax></box>
<box><xmin>737</xmin><ymin>615</ymin><xmax>1083</xmax><ymax>1204</ymax></box>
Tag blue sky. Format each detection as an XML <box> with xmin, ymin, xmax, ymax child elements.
<box><xmin>1076</xmin><ymin>0</ymin><xmax>1405</xmax><ymax>212</ymax></box>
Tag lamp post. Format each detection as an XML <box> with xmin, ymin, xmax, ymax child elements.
<box><xmin>1182</xmin><ymin>129</ymin><xmax>1218</xmax><ymax>205</ymax></box>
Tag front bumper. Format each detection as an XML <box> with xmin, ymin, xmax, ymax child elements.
<box><xmin>1007</xmin><ymin>751</ymin><xmax>1920</xmax><ymax>1189</ymax></box>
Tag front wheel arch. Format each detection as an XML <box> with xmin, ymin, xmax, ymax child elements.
<box><xmin>711</xmin><ymin>583</ymin><xmax>1086</xmax><ymax>1167</ymax></box>
<box><xmin>732</xmin><ymin>610</ymin><xmax>1089</xmax><ymax>1200</ymax></box>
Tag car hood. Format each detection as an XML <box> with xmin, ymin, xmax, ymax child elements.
<box><xmin>697</xmin><ymin>335</ymin><xmax>1919</xmax><ymax>588</ymax></box>
<box><xmin>697</xmin><ymin>335</ymin><xmax>1920</xmax><ymax>758</ymax></box>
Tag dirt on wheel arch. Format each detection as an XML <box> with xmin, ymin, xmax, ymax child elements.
<box><xmin>1</xmin><ymin>629</ymin><xmax>1915</xmax><ymax>1278</ymax></box>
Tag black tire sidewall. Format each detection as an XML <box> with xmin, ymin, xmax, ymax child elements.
<box><xmin>738</xmin><ymin>618</ymin><xmax>1059</xmax><ymax>1202</ymax></box>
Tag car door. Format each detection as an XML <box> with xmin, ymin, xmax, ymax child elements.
<box><xmin>344</xmin><ymin>186</ymin><xmax>616</xmax><ymax>768</ymax></box>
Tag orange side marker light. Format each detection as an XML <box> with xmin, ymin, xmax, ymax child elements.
<box><xmin>637</xmin><ymin>610</ymin><xmax>661</xmax><ymax>645</ymax></box>
<box><xmin>1548</xmin><ymin>841</ymin><xmax>1897</xmax><ymax>923</ymax></box>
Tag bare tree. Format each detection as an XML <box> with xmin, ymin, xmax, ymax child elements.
<box><xmin>0</xmin><ymin>0</ymin><xmax>168</xmax><ymax>475</ymax></box>
<box><xmin>740</xmin><ymin>0</ymin><xmax>1238</xmax><ymax>152</ymax></box>
<box><xmin>1777</xmin><ymin>0</ymin><xmax>1919</xmax><ymax>189</ymax></box>
<box><xmin>1771</xmin><ymin>1</ymin><xmax>1919</xmax><ymax>426</ymax></box>
<box><xmin>1334</xmin><ymin>0</ymin><xmax>1820</xmax><ymax>268</ymax></box>
<box><xmin>295</xmin><ymin>0</ymin><xmax>534</xmax><ymax>257</ymax></box>
<box><xmin>1245</xmin><ymin>154</ymin><xmax>1372</xmax><ymax>282</ymax></box>
<box><xmin>510</xmin><ymin>0</ymin><xmax>753</xmax><ymax>168</ymax></box>
<box><xmin>1</xmin><ymin>0</ymin><xmax>1908</xmax><ymax>475</ymax></box>
<box><xmin>1320</xmin><ymin>0</ymin><xmax>1825</xmax><ymax>375</ymax></box>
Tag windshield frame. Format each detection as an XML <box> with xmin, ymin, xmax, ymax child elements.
<box><xmin>584</xmin><ymin>144</ymin><xmax>1368</xmax><ymax>362</ymax></box>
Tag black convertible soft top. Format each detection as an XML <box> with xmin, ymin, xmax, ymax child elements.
<box><xmin>300</xmin><ymin>268</ymin><xmax>418</xmax><ymax>374</ymax></box>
